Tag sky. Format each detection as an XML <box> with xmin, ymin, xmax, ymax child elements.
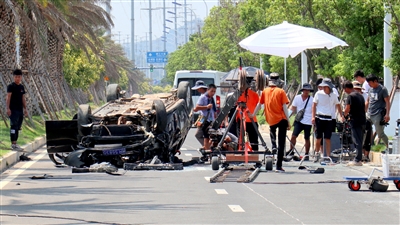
<box><xmin>109</xmin><ymin>0</ymin><xmax>219</xmax><ymax>47</ymax></box>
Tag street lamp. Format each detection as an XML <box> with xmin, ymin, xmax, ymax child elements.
<box><xmin>203</xmin><ymin>0</ymin><xmax>208</xmax><ymax>17</ymax></box>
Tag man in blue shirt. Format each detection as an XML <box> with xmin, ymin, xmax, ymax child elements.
<box><xmin>194</xmin><ymin>84</ymin><xmax>217</xmax><ymax>151</ymax></box>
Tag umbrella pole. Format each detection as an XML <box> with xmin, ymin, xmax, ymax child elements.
<box><xmin>284</xmin><ymin>57</ymin><xmax>287</xmax><ymax>85</ymax></box>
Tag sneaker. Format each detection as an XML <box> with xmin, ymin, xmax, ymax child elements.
<box><xmin>347</xmin><ymin>160</ymin><xmax>363</xmax><ymax>166</ymax></box>
<box><xmin>11</xmin><ymin>144</ymin><xmax>24</xmax><ymax>151</ymax></box>
<box><xmin>19</xmin><ymin>154</ymin><xmax>31</xmax><ymax>161</ymax></box>
<box><xmin>197</xmin><ymin>147</ymin><xmax>206</xmax><ymax>156</ymax></box>
<box><xmin>286</xmin><ymin>149</ymin><xmax>295</xmax><ymax>156</ymax></box>
<box><xmin>313</xmin><ymin>153</ymin><xmax>320</xmax><ymax>163</ymax></box>
<box><xmin>275</xmin><ymin>168</ymin><xmax>285</xmax><ymax>173</ymax></box>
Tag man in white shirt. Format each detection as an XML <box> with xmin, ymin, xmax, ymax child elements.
<box><xmin>354</xmin><ymin>70</ymin><xmax>372</xmax><ymax>161</ymax></box>
<box><xmin>354</xmin><ymin>70</ymin><xmax>370</xmax><ymax>101</ymax></box>
<box><xmin>312</xmin><ymin>79</ymin><xmax>344</xmax><ymax>162</ymax></box>
<box><xmin>289</xmin><ymin>83</ymin><xmax>314</xmax><ymax>160</ymax></box>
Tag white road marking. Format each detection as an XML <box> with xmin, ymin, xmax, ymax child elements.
<box><xmin>243</xmin><ymin>183</ymin><xmax>304</xmax><ymax>224</ymax></box>
<box><xmin>0</xmin><ymin>150</ymin><xmax>47</xmax><ymax>189</ymax></box>
<box><xmin>215</xmin><ymin>189</ymin><xmax>228</xmax><ymax>194</ymax></box>
<box><xmin>228</xmin><ymin>205</ymin><xmax>245</xmax><ymax>212</ymax></box>
<box><xmin>204</xmin><ymin>176</ymin><xmax>210</xmax><ymax>182</ymax></box>
<box><xmin>185</xmin><ymin>153</ymin><xmax>192</xmax><ymax>156</ymax></box>
<box><xmin>197</xmin><ymin>167</ymin><xmax>206</xmax><ymax>171</ymax></box>
<box><xmin>180</xmin><ymin>148</ymin><xmax>187</xmax><ymax>150</ymax></box>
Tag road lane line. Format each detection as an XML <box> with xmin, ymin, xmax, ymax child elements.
<box><xmin>204</xmin><ymin>176</ymin><xmax>210</xmax><ymax>182</ymax></box>
<box><xmin>215</xmin><ymin>189</ymin><xmax>228</xmax><ymax>194</ymax></box>
<box><xmin>196</xmin><ymin>167</ymin><xmax>206</xmax><ymax>171</ymax></box>
<box><xmin>0</xmin><ymin>150</ymin><xmax>47</xmax><ymax>189</ymax></box>
<box><xmin>185</xmin><ymin>153</ymin><xmax>192</xmax><ymax>156</ymax></box>
<box><xmin>180</xmin><ymin>148</ymin><xmax>187</xmax><ymax>150</ymax></box>
<box><xmin>243</xmin><ymin>183</ymin><xmax>304</xmax><ymax>224</ymax></box>
<box><xmin>228</xmin><ymin>205</ymin><xmax>245</xmax><ymax>212</ymax></box>
<box><xmin>182</xmin><ymin>144</ymin><xmax>198</xmax><ymax>150</ymax></box>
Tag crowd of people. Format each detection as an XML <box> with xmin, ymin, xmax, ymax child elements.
<box><xmin>192</xmin><ymin>69</ymin><xmax>391</xmax><ymax>172</ymax></box>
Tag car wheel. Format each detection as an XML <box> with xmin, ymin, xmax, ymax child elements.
<box><xmin>106</xmin><ymin>84</ymin><xmax>121</xmax><ymax>102</ymax></box>
<box><xmin>48</xmin><ymin>153</ymin><xmax>68</xmax><ymax>166</ymax></box>
<box><xmin>77</xmin><ymin>104</ymin><xmax>91</xmax><ymax>136</ymax></box>
<box><xmin>152</xmin><ymin>99</ymin><xmax>167</xmax><ymax>132</ymax></box>
<box><xmin>177</xmin><ymin>81</ymin><xmax>193</xmax><ymax>111</ymax></box>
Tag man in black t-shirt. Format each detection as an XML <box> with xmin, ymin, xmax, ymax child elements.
<box><xmin>6</xmin><ymin>69</ymin><xmax>28</xmax><ymax>151</ymax></box>
<box><xmin>343</xmin><ymin>81</ymin><xmax>366</xmax><ymax>166</ymax></box>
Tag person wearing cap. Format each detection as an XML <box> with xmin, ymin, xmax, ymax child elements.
<box><xmin>314</xmin><ymin>77</ymin><xmax>340</xmax><ymax>155</ymax></box>
<box><xmin>194</xmin><ymin>83</ymin><xmax>217</xmax><ymax>152</ymax></box>
<box><xmin>343</xmin><ymin>81</ymin><xmax>366</xmax><ymax>166</ymax></box>
<box><xmin>312</xmin><ymin>78</ymin><xmax>344</xmax><ymax>162</ymax></box>
<box><xmin>288</xmin><ymin>83</ymin><xmax>314</xmax><ymax>160</ymax></box>
<box><xmin>6</xmin><ymin>69</ymin><xmax>28</xmax><ymax>152</ymax></box>
<box><xmin>267</xmin><ymin>72</ymin><xmax>284</xmax><ymax>150</ymax></box>
<box><xmin>316</xmin><ymin>77</ymin><xmax>339</xmax><ymax>132</ymax></box>
<box><xmin>191</xmin><ymin>80</ymin><xmax>208</xmax><ymax>147</ymax></box>
<box><xmin>253</xmin><ymin>78</ymin><xmax>291</xmax><ymax>172</ymax></box>
<box><xmin>365</xmin><ymin>74</ymin><xmax>390</xmax><ymax>149</ymax></box>
<box><xmin>191</xmin><ymin>80</ymin><xmax>208</xmax><ymax>95</ymax></box>
<box><xmin>269</xmin><ymin>72</ymin><xmax>285</xmax><ymax>89</ymax></box>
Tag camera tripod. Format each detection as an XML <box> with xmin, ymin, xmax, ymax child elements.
<box><xmin>207</xmin><ymin>89</ymin><xmax>274</xmax><ymax>171</ymax></box>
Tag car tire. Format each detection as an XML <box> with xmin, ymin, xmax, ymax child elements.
<box><xmin>106</xmin><ymin>84</ymin><xmax>121</xmax><ymax>102</ymax></box>
<box><xmin>77</xmin><ymin>104</ymin><xmax>91</xmax><ymax>136</ymax></box>
<box><xmin>152</xmin><ymin>99</ymin><xmax>167</xmax><ymax>132</ymax></box>
<box><xmin>177</xmin><ymin>81</ymin><xmax>193</xmax><ymax>111</ymax></box>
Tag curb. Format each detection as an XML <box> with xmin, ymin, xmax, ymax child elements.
<box><xmin>0</xmin><ymin>136</ymin><xmax>46</xmax><ymax>173</ymax></box>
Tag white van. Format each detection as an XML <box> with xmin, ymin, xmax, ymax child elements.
<box><xmin>173</xmin><ymin>70</ymin><xmax>226</xmax><ymax>122</ymax></box>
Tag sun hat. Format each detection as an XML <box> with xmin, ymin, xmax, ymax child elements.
<box><xmin>300</xmin><ymin>83</ymin><xmax>314</xmax><ymax>92</ymax></box>
<box><xmin>352</xmin><ymin>81</ymin><xmax>364</xmax><ymax>90</ymax></box>
<box><xmin>191</xmin><ymin>80</ymin><xmax>207</xmax><ymax>90</ymax></box>
<box><xmin>318</xmin><ymin>78</ymin><xmax>334</xmax><ymax>89</ymax></box>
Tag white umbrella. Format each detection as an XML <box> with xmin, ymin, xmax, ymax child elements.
<box><xmin>239</xmin><ymin>21</ymin><xmax>348</xmax><ymax>84</ymax></box>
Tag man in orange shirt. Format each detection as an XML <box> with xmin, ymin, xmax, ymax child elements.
<box><xmin>236</xmin><ymin>81</ymin><xmax>260</xmax><ymax>151</ymax></box>
<box><xmin>254</xmin><ymin>79</ymin><xmax>291</xmax><ymax>172</ymax></box>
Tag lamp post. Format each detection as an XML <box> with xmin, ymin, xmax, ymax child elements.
<box><xmin>172</xmin><ymin>1</ymin><xmax>182</xmax><ymax>49</ymax></box>
<box><xmin>203</xmin><ymin>0</ymin><xmax>208</xmax><ymax>17</ymax></box>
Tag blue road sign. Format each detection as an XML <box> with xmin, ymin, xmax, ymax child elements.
<box><xmin>147</xmin><ymin>51</ymin><xmax>168</xmax><ymax>63</ymax></box>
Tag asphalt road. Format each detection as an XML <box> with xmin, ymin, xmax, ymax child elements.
<box><xmin>1</xmin><ymin>128</ymin><xmax>399</xmax><ymax>225</ymax></box>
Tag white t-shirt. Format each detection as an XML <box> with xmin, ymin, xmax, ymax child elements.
<box><xmin>313</xmin><ymin>90</ymin><xmax>340</xmax><ymax>120</ymax></box>
<box><xmin>362</xmin><ymin>81</ymin><xmax>370</xmax><ymax>101</ymax></box>
<box><xmin>292</xmin><ymin>94</ymin><xmax>313</xmax><ymax>125</ymax></box>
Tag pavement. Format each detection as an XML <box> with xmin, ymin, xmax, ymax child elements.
<box><xmin>1</xmin><ymin>128</ymin><xmax>399</xmax><ymax>224</ymax></box>
<box><xmin>0</xmin><ymin>136</ymin><xmax>46</xmax><ymax>172</ymax></box>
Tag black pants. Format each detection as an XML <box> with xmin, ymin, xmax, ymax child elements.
<box><xmin>238</xmin><ymin>121</ymin><xmax>259</xmax><ymax>151</ymax></box>
<box><xmin>9</xmin><ymin>111</ymin><xmax>23</xmax><ymax>142</ymax></box>
<box><xmin>270</xmin><ymin>127</ymin><xmax>277</xmax><ymax>150</ymax></box>
<box><xmin>363</xmin><ymin>120</ymin><xmax>372</xmax><ymax>152</ymax></box>
<box><xmin>351</xmin><ymin>122</ymin><xmax>366</xmax><ymax>162</ymax></box>
<box><xmin>270</xmin><ymin>119</ymin><xmax>288</xmax><ymax>169</ymax></box>
<box><xmin>228</xmin><ymin>107</ymin><xmax>238</xmax><ymax>137</ymax></box>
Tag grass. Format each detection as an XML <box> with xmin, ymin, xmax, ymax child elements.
<box><xmin>0</xmin><ymin>115</ymin><xmax>46</xmax><ymax>156</ymax></box>
<box><xmin>0</xmin><ymin>104</ymin><xmax>99</xmax><ymax>157</ymax></box>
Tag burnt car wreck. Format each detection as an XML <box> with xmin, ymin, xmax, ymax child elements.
<box><xmin>45</xmin><ymin>81</ymin><xmax>193</xmax><ymax>170</ymax></box>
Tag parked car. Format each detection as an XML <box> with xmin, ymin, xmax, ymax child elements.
<box><xmin>45</xmin><ymin>81</ymin><xmax>193</xmax><ymax>168</ymax></box>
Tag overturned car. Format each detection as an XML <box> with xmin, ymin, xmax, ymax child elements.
<box><xmin>45</xmin><ymin>81</ymin><xmax>193</xmax><ymax>169</ymax></box>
